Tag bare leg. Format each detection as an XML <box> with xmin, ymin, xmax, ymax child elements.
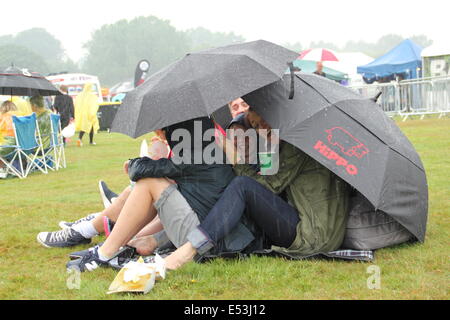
<box><xmin>164</xmin><ymin>241</ymin><xmax>197</xmax><ymax>270</ymax></box>
<box><xmin>90</xmin><ymin>186</ymin><xmax>133</xmax><ymax>233</ymax></box>
<box><xmin>134</xmin><ymin>216</ymin><xmax>164</xmax><ymax>238</ymax></box>
<box><xmin>99</xmin><ymin>178</ymin><xmax>171</xmax><ymax>258</ymax></box>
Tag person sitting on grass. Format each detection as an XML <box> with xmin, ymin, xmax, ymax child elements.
<box><xmin>128</xmin><ymin>109</ymin><xmax>351</xmax><ymax>270</ymax></box>
<box><xmin>0</xmin><ymin>101</ymin><xmax>20</xmax><ymax>172</ymax></box>
<box><xmin>58</xmin><ymin>108</ymin><xmax>349</xmax><ymax>272</ymax></box>
<box><xmin>36</xmin><ymin>127</ymin><xmax>184</xmax><ymax>249</ymax></box>
<box><xmin>36</xmin><ymin>128</ymin><xmax>175</xmax><ymax>249</ymax></box>
<box><xmin>29</xmin><ymin>95</ymin><xmax>53</xmax><ymax>149</ymax></box>
<box><xmin>41</xmin><ymin>99</ymin><xmax>249</xmax><ymax>247</ymax></box>
<box><xmin>38</xmin><ymin>117</ymin><xmax>260</xmax><ymax>272</ymax></box>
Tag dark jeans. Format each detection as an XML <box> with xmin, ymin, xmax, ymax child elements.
<box><xmin>188</xmin><ymin>176</ymin><xmax>300</xmax><ymax>253</ymax></box>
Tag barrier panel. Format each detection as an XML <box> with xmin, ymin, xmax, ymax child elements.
<box><xmin>349</xmin><ymin>76</ymin><xmax>450</xmax><ymax>120</ymax></box>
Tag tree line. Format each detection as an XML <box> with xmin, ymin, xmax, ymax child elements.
<box><xmin>0</xmin><ymin>15</ymin><xmax>433</xmax><ymax>87</ymax></box>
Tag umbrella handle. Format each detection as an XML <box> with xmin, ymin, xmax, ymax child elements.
<box><xmin>287</xmin><ymin>62</ymin><xmax>295</xmax><ymax>99</ymax></box>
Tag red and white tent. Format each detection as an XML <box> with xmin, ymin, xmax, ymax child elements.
<box><xmin>298</xmin><ymin>48</ymin><xmax>339</xmax><ymax>62</ymax></box>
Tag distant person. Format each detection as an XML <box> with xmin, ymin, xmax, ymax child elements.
<box><xmin>313</xmin><ymin>61</ymin><xmax>326</xmax><ymax>77</ymax></box>
<box><xmin>53</xmin><ymin>85</ymin><xmax>74</xmax><ymax>144</ymax></box>
<box><xmin>74</xmin><ymin>83</ymin><xmax>99</xmax><ymax>146</ymax></box>
<box><xmin>30</xmin><ymin>95</ymin><xmax>53</xmax><ymax>149</ymax></box>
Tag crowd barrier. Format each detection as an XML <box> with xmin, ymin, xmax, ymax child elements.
<box><xmin>349</xmin><ymin>76</ymin><xmax>450</xmax><ymax>121</ymax></box>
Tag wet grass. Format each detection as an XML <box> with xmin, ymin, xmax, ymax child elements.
<box><xmin>0</xmin><ymin>118</ymin><xmax>449</xmax><ymax>300</ymax></box>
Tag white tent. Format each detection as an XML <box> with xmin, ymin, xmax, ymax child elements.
<box><xmin>421</xmin><ymin>44</ymin><xmax>450</xmax><ymax>57</ymax></box>
<box><xmin>421</xmin><ymin>43</ymin><xmax>450</xmax><ymax>77</ymax></box>
<box><xmin>324</xmin><ymin>52</ymin><xmax>374</xmax><ymax>86</ymax></box>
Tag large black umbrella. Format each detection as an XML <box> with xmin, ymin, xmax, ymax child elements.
<box><xmin>0</xmin><ymin>66</ymin><xmax>61</xmax><ymax>96</ymax></box>
<box><xmin>111</xmin><ymin>40</ymin><xmax>298</xmax><ymax>138</ymax></box>
<box><xmin>242</xmin><ymin>73</ymin><xmax>428</xmax><ymax>242</ymax></box>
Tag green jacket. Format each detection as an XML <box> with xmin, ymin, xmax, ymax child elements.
<box><xmin>233</xmin><ymin>141</ymin><xmax>349</xmax><ymax>257</ymax></box>
<box><xmin>36</xmin><ymin>109</ymin><xmax>52</xmax><ymax>149</ymax></box>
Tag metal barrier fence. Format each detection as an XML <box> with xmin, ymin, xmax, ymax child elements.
<box><xmin>349</xmin><ymin>76</ymin><xmax>450</xmax><ymax>120</ymax></box>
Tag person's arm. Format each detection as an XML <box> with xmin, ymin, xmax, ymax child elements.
<box><xmin>134</xmin><ymin>216</ymin><xmax>164</xmax><ymax>238</ymax></box>
<box><xmin>233</xmin><ymin>142</ymin><xmax>308</xmax><ymax>194</ymax></box>
<box><xmin>127</xmin><ymin>157</ymin><xmax>185</xmax><ymax>181</ymax></box>
<box><xmin>52</xmin><ymin>97</ymin><xmax>60</xmax><ymax>114</ymax></box>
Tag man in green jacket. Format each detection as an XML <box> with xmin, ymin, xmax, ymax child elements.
<box><xmin>234</xmin><ymin>141</ymin><xmax>349</xmax><ymax>258</ymax></box>
<box><xmin>164</xmin><ymin>110</ymin><xmax>350</xmax><ymax>269</ymax></box>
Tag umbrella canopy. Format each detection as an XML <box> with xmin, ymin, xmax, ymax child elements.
<box><xmin>0</xmin><ymin>66</ymin><xmax>61</xmax><ymax>96</ymax></box>
<box><xmin>242</xmin><ymin>73</ymin><xmax>428</xmax><ymax>242</ymax></box>
<box><xmin>298</xmin><ymin>48</ymin><xmax>339</xmax><ymax>62</ymax></box>
<box><xmin>111</xmin><ymin>40</ymin><xmax>299</xmax><ymax>138</ymax></box>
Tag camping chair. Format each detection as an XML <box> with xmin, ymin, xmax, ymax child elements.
<box><xmin>0</xmin><ymin>138</ymin><xmax>24</xmax><ymax>179</ymax></box>
<box><xmin>10</xmin><ymin>113</ymin><xmax>48</xmax><ymax>178</ymax></box>
<box><xmin>42</xmin><ymin>114</ymin><xmax>66</xmax><ymax>171</ymax></box>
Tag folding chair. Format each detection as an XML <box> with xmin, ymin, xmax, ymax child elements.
<box><xmin>10</xmin><ymin>113</ymin><xmax>48</xmax><ymax>178</ymax></box>
<box><xmin>0</xmin><ymin>139</ymin><xmax>23</xmax><ymax>179</ymax></box>
<box><xmin>44</xmin><ymin>113</ymin><xmax>66</xmax><ymax>170</ymax></box>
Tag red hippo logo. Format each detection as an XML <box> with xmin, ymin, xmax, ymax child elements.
<box><xmin>325</xmin><ymin>127</ymin><xmax>369</xmax><ymax>159</ymax></box>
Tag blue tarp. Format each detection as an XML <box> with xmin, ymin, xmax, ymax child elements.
<box><xmin>357</xmin><ymin>39</ymin><xmax>423</xmax><ymax>84</ymax></box>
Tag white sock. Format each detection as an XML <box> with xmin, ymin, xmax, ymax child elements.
<box><xmin>97</xmin><ymin>247</ymin><xmax>112</xmax><ymax>261</ymax></box>
<box><xmin>72</xmin><ymin>220</ymin><xmax>99</xmax><ymax>239</ymax></box>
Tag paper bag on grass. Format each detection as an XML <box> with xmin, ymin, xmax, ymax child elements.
<box><xmin>107</xmin><ymin>254</ymin><xmax>166</xmax><ymax>294</ymax></box>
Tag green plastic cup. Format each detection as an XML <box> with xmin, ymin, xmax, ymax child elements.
<box><xmin>258</xmin><ymin>152</ymin><xmax>274</xmax><ymax>175</ymax></box>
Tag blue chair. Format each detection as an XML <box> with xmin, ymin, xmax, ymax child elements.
<box><xmin>43</xmin><ymin>113</ymin><xmax>66</xmax><ymax>170</ymax></box>
<box><xmin>9</xmin><ymin>113</ymin><xmax>48</xmax><ymax>178</ymax></box>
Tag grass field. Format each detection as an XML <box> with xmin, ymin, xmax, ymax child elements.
<box><xmin>0</xmin><ymin>118</ymin><xmax>449</xmax><ymax>300</ymax></box>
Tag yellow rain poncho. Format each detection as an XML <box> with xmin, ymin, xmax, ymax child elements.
<box><xmin>74</xmin><ymin>83</ymin><xmax>99</xmax><ymax>133</ymax></box>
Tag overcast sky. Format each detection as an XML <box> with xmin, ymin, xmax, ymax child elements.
<box><xmin>2</xmin><ymin>0</ymin><xmax>448</xmax><ymax>60</ymax></box>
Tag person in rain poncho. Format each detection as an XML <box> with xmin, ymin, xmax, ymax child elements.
<box><xmin>74</xmin><ymin>83</ymin><xmax>99</xmax><ymax>146</ymax></box>
<box><xmin>11</xmin><ymin>96</ymin><xmax>32</xmax><ymax>115</ymax></box>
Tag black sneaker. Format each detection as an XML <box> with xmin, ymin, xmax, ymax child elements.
<box><xmin>37</xmin><ymin>228</ymin><xmax>91</xmax><ymax>248</ymax></box>
<box><xmin>99</xmin><ymin>180</ymin><xmax>119</xmax><ymax>209</ymax></box>
<box><xmin>67</xmin><ymin>245</ymin><xmax>138</xmax><ymax>272</ymax></box>
<box><xmin>67</xmin><ymin>245</ymin><xmax>109</xmax><ymax>272</ymax></box>
<box><xmin>58</xmin><ymin>213</ymin><xmax>98</xmax><ymax>229</ymax></box>
<box><xmin>68</xmin><ymin>242</ymin><xmax>104</xmax><ymax>260</ymax></box>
